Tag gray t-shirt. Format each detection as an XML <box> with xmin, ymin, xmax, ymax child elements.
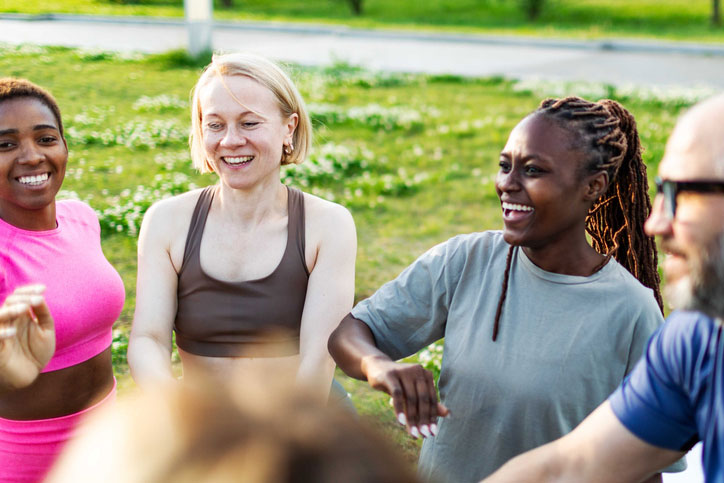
<box><xmin>352</xmin><ymin>231</ymin><xmax>670</xmax><ymax>482</ymax></box>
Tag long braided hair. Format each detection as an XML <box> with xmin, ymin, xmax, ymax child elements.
<box><xmin>492</xmin><ymin>96</ymin><xmax>662</xmax><ymax>341</ymax></box>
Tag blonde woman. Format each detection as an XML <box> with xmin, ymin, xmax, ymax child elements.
<box><xmin>129</xmin><ymin>54</ymin><xmax>356</xmax><ymax>402</ymax></box>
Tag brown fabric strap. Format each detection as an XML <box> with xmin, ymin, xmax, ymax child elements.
<box><xmin>180</xmin><ymin>185</ymin><xmax>216</xmax><ymax>271</ymax></box>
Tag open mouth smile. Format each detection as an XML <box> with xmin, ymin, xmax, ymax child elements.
<box><xmin>17</xmin><ymin>172</ymin><xmax>50</xmax><ymax>186</ymax></box>
<box><xmin>222</xmin><ymin>155</ymin><xmax>254</xmax><ymax>167</ymax></box>
<box><xmin>501</xmin><ymin>201</ymin><xmax>534</xmax><ymax>221</ymax></box>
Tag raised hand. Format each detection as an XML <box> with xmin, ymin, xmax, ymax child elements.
<box><xmin>0</xmin><ymin>285</ymin><xmax>55</xmax><ymax>390</ymax></box>
<box><xmin>363</xmin><ymin>356</ymin><xmax>449</xmax><ymax>439</ymax></box>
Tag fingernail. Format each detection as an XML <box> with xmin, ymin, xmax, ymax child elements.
<box><xmin>30</xmin><ymin>296</ymin><xmax>43</xmax><ymax>306</ymax></box>
<box><xmin>0</xmin><ymin>326</ymin><xmax>17</xmax><ymax>339</ymax></box>
<box><xmin>397</xmin><ymin>413</ymin><xmax>407</xmax><ymax>426</ymax></box>
<box><xmin>410</xmin><ymin>426</ymin><xmax>420</xmax><ymax>439</ymax></box>
<box><xmin>420</xmin><ymin>424</ymin><xmax>431</xmax><ymax>438</ymax></box>
<box><xmin>431</xmin><ymin>423</ymin><xmax>439</xmax><ymax>436</ymax></box>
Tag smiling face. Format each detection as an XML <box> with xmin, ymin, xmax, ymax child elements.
<box><xmin>645</xmin><ymin>97</ymin><xmax>724</xmax><ymax>317</ymax></box>
<box><xmin>199</xmin><ymin>75</ymin><xmax>298</xmax><ymax>191</ymax></box>
<box><xmin>496</xmin><ymin>113</ymin><xmax>593</xmax><ymax>249</ymax></box>
<box><xmin>0</xmin><ymin>97</ymin><xmax>67</xmax><ymax>230</ymax></box>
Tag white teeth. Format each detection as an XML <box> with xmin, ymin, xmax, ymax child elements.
<box><xmin>502</xmin><ymin>202</ymin><xmax>534</xmax><ymax>212</ymax></box>
<box><xmin>224</xmin><ymin>156</ymin><xmax>254</xmax><ymax>165</ymax></box>
<box><xmin>18</xmin><ymin>173</ymin><xmax>49</xmax><ymax>186</ymax></box>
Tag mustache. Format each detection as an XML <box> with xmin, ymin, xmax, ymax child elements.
<box><xmin>660</xmin><ymin>238</ymin><xmax>686</xmax><ymax>257</ymax></box>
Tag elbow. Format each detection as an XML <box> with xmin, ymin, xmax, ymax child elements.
<box><xmin>327</xmin><ymin>320</ymin><xmax>344</xmax><ymax>364</ymax></box>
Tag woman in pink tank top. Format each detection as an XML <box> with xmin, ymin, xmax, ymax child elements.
<box><xmin>0</xmin><ymin>78</ymin><xmax>125</xmax><ymax>482</ymax></box>
<box><xmin>129</xmin><ymin>54</ymin><xmax>356</xmax><ymax>402</ymax></box>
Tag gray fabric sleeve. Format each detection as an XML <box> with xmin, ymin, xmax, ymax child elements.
<box><xmin>351</xmin><ymin>236</ymin><xmax>468</xmax><ymax>360</ymax></box>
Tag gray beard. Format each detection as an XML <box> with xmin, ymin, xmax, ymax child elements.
<box><xmin>670</xmin><ymin>231</ymin><xmax>724</xmax><ymax>319</ymax></box>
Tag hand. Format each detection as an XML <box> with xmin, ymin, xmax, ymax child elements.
<box><xmin>363</xmin><ymin>356</ymin><xmax>449</xmax><ymax>439</ymax></box>
<box><xmin>0</xmin><ymin>285</ymin><xmax>55</xmax><ymax>390</ymax></box>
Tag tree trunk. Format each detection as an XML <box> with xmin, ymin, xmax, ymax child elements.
<box><xmin>349</xmin><ymin>0</ymin><xmax>363</xmax><ymax>16</ymax></box>
<box><xmin>221</xmin><ymin>0</ymin><xmax>232</xmax><ymax>8</ymax></box>
<box><xmin>714</xmin><ymin>0</ymin><xmax>722</xmax><ymax>27</ymax></box>
<box><xmin>522</xmin><ymin>0</ymin><xmax>544</xmax><ymax>20</ymax></box>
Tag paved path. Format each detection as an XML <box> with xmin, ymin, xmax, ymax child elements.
<box><xmin>1</xmin><ymin>14</ymin><xmax>724</xmax><ymax>90</ymax></box>
<box><xmin>0</xmin><ymin>14</ymin><xmax>711</xmax><ymax>481</ymax></box>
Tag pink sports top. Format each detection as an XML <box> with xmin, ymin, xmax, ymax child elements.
<box><xmin>0</xmin><ymin>200</ymin><xmax>125</xmax><ymax>372</ymax></box>
<box><xmin>174</xmin><ymin>185</ymin><xmax>310</xmax><ymax>358</ymax></box>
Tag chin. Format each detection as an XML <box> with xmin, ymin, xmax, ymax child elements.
<box><xmin>664</xmin><ymin>277</ymin><xmax>695</xmax><ymax>312</ymax></box>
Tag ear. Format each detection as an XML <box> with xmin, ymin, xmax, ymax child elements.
<box><xmin>583</xmin><ymin>170</ymin><xmax>609</xmax><ymax>202</ymax></box>
<box><xmin>285</xmin><ymin>112</ymin><xmax>299</xmax><ymax>140</ymax></box>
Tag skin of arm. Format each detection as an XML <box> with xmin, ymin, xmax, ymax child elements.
<box><xmin>128</xmin><ymin>199</ymin><xmax>184</xmax><ymax>389</ymax></box>
<box><xmin>484</xmin><ymin>401</ymin><xmax>684</xmax><ymax>483</ymax></box>
<box><xmin>295</xmin><ymin>199</ymin><xmax>356</xmax><ymax>400</ymax></box>
<box><xmin>328</xmin><ymin>314</ymin><xmax>448</xmax><ymax>437</ymax></box>
<box><xmin>0</xmin><ymin>285</ymin><xmax>55</xmax><ymax>391</ymax></box>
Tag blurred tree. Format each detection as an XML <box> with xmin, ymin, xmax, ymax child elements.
<box><xmin>714</xmin><ymin>0</ymin><xmax>721</xmax><ymax>26</ymax></box>
<box><xmin>347</xmin><ymin>0</ymin><xmax>363</xmax><ymax>15</ymax></box>
<box><xmin>520</xmin><ymin>0</ymin><xmax>544</xmax><ymax>20</ymax></box>
<box><xmin>220</xmin><ymin>0</ymin><xmax>232</xmax><ymax>6</ymax></box>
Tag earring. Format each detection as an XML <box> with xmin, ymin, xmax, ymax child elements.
<box><xmin>283</xmin><ymin>141</ymin><xmax>294</xmax><ymax>156</ymax></box>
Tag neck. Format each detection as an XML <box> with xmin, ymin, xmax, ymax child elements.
<box><xmin>216</xmin><ymin>178</ymin><xmax>287</xmax><ymax>226</ymax></box>
<box><xmin>522</xmin><ymin>230</ymin><xmax>606</xmax><ymax>276</ymax></box>
<box><xmin>0</xmin><ymin>203</ymin><xmax>57</xmax><ymax>231</ymax></box>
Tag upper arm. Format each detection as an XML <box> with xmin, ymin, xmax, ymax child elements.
<box><xmin>129</xmin><ymin>200</ymin><xmax>184</xmax><ymax>355</ymax></box>
<box><xmin>298</xmin><ymin>200</ymin><xmax>357</xmax><ymax>358</ymax></box>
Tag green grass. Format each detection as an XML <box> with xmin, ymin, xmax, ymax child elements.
<box><xmin>1</xmin><ymin>0</ymin><xmax>723</xmax><ymax>43</ymax></box>
<box><xmin>0</xmin><ymin>44</ymin><xmax>704</xmax><ymax>461</ymax></box>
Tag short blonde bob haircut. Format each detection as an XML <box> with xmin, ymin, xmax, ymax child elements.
<box><xmin>189</xmin><ymin>53</ymin><xmax>312</xmax><ymax>173</ymax></box>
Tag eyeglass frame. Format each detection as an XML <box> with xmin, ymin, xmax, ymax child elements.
<box><xmin>655</xmin><ymin>177</ymin><xmax>724</xmax><ymax>219</ymax></box>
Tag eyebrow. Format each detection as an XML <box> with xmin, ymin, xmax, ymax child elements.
<box><xmin>0</xmin><ymin>125</ymin><xmax>59</xmax><ymax>136</ymax></box>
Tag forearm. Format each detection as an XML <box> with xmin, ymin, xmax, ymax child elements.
<box><xmin>328</xmin><ymin>313</ymin><xmax>392</xmax><ymax>381</ymax></box>
<box><xmin>484</xmin><ymin>442</ymin><xmax>567</xmax><ymax>483</ymax></box>
<box><xmin>128</xmin><ymin>334</ymin><xmax>176</xmax><ymax>389</ymax></box>
<box><xmin>295</xmin><ymin>352</ymin><xmax>335</xmax><ymax>401</ymax></box>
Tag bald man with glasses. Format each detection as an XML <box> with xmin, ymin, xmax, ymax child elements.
<box><xmin>485</xmin><ymin>93</ymin><xmax>724</xmax><ymax>483</ymax></box>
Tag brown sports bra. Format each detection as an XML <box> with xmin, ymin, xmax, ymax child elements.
<box><xmin>174</xmin><ymin>185</ymin><xmax>310</xmax><ymax>357</ymax></box>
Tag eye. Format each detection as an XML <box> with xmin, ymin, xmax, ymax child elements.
<box><xmin>205</xmin><ymin>122</ymin><xmax>223</xmax><ymax>131</ymax></box>
<box><xmin>0</xmin><ymin>140</ymin><xmax>15</xmax><ymax>150</ymax></box>
<box><xmin>498</xmin><ymin>160</ymin><xmax>511</xmax><ymax>173</ymax></box>
<box><xmin>38</xmin><ymin>135</ymin><xmax>58</xmax><ymax>145</ymax></box>
<box><xmin>525</xmin><ymin>164</ymin><xmax>543</xmax><ymax>175</ymax></box>
<box><xmin>241</xmin><ymin>121</ymin><xmax>260</xmax><ymax>128</ymax></box>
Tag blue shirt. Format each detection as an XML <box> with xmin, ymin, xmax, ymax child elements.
<box><xmin>609</xmin><ymin>310</ymin><xmax>724</xmax><ymax>482</ymax></box>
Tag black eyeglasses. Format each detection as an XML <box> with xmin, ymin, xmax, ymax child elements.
<box><xmin>655</xmin><ymin>177</ymin><xmax>724</xmax><ymax>219</ymax></box>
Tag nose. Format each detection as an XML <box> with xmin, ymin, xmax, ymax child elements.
<box><xmin>17</xmin><ymin>140</ymin><xmax>44</xmax><ymax>165</ymax></box>
<box><xmin>644</xmin><ymin>194</ymin><xmax>673</xmax><ymax>237</ymax></box>
<box><xmin>220</xmin><ymin>125</ymin><xmax>247</xmax><ymax>148</ymax></box>
<box><xmin>495</xmin><ymin>169</ymin><xmax>520</xmax><ymax>195</ymax></box>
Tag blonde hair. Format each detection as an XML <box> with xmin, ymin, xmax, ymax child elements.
<box><xmin>189</xmin><ymin>53</ymin><xmax>312</xmax><ymax>173</ymax></box>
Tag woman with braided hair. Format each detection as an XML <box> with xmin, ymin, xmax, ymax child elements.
<box><xmin>329</xmin><ymin>97</ymin><xmax>685</xmax><ymax>481</ymax></box>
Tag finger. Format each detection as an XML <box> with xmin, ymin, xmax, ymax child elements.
<box><xmin>399</xmin><ymin>374</ymin><xmax>420</xmax><ymax>438</ymax></box>
<box><xmin>437</xmin><ymin>401</ymin><xmax>451</xmax><ymax>417</ymax></box>
<box><xmin>415</xmin><ymin>375</ymin><xmax>432</xmax><ymax>438</ymax></box>
<box><xmin>27</xmin><ymin>300</ymin><xmax>53</xmax><ymax>331</ymax></box>
<box><xmin>0</xmin><ymin>325</ymin><xmax>17</xmax><ymax>339</ymax></box>
<box><xmin>424</xmin><ymin>371</ymin><xmax>443</xmax><ymax>435</ymax></box>
<box><xmin>387</xmin><ymin>378</ymin><xmax>408</xmax><ymax>428</ymax></box>
<box><xmin>0</xmin><ymin>302</ymin><xmax>30</xmax><ymax>320</ymax></box>
<box><xmin>11</xmin><ymin>285</ymin><xmax>46</xmax><ymax>296</ymax></box>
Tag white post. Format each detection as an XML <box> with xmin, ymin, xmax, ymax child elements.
<box><xmin>184</xmin><ymin>0</ymin><xmax>213</xmax><ymax>58</ymax></box>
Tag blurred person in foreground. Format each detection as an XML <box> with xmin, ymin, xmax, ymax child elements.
<box><xmin>485</xmin><ymin>93</ymin><xmax>724</xmax><ymax>482</ymax></box>
<box><xmin>47</xmin><ymin>375</ymin><xmax>418</xmax><ymax>483</ymax></box>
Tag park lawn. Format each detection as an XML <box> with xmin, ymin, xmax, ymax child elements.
<box><xmin>1</xmin><ymin>0</ymin><xmax>723</xmax><ymax>43</ymax></box>
<box><xmin>0</xmin><ymin>44</ymin><xmax>696</xmax><ymax>460</ymax></box>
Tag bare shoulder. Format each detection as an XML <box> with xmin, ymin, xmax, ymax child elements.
<box><xmin>301</xmin><ymin>191</ymin><xmax>356</xmax><ymax>237</ymax></box>
<box><xmin>139</xmin><ymin>187</ymin><xmax>208</xmax><ymax>248</ymax></box>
